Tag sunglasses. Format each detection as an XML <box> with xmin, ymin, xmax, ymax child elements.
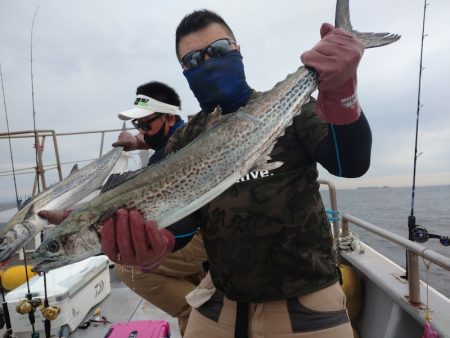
<box><xmin>180</xmin><ymin>38</ymin><xmax>236</xmax><ymax>70</ymax></box>
<box><xmin>131</xmin><ymin>113</ymin><xmax>163</xmax><ymax>131</ymax></box>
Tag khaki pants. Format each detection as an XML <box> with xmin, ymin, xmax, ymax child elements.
<box><xmin>184</xmin><ymin>281</ymin><xmax>354</xmax><ymax>338</ymax></box>
<box><xmin>115</xmin><ymin>232</ymin><xmax>207</xmax><ymax>336</ymax></box>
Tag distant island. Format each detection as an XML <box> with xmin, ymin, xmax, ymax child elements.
<box><xmin>356</xmin><ymin>186</ymin><xmax>390</xmax><ymax>189</ymax></box>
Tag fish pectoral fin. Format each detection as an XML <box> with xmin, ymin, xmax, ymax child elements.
<box><xmin>250</xmin><ymin>155</ymin><xmax>284</xmax><ymax>172</ymax></box>
<box><xmin>252</xmin><ymin>161</ymin><xmax>284</xmax><ymax>172</ymax></box>
<box><xmin>97</xmin><ymin>206</ymin><xmax>119</xmax><ymax>224</ymax></box>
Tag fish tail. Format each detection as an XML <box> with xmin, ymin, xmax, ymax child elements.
<box><xmin>335</xmin><ymin>0</ymin><xmax>401</xmax><ymax>48</ymax></box>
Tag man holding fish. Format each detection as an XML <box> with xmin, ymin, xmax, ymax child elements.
<box><xmin>36</xmin><ymin>0</ymin><xmax>401</xmax><ymax>336</ymax></box>
<box><xmin>102</xmin><ymin>10</ymin><xmax>369</xmax><ymax>338</ymax></box>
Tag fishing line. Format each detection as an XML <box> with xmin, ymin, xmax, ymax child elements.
<box><xmin>0</xmin><ymin>64</ymin><xmax>21</xmax><ymax>210</ymax></box>
<box><xmin>0</xmin><ymin>62</ymin><xmax>17</xmax><ymax>338</ymax></box>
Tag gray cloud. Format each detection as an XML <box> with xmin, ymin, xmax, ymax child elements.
<box><xmin>1</xmin><ymin>0</ymin><xmax>449</xmax><ymax>202</ymax></box>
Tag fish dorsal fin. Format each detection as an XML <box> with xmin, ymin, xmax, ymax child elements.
<box><xmin>67</xmin><ymin>164</ymin><xmax>79</xmax><ymax>177</ymax></box>
<box><xmin>205</xmin><ymin>106</ymin><xmax>224</xmax><ymax>130</ymax></box>
<box><xmin>17</xmin><ymin>196</ymin><xmax>33</xmax><ymax>211</ymax></box>
<box><xmin>100</xmin><ymin>168</ymin><xmax>145</xmax><ymax>193</ymax></box>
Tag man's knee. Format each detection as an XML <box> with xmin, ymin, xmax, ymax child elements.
<box><xmin>115</xmin><ymin>265</ymin><xmax>168</xmax><ymax>292</ymax></box>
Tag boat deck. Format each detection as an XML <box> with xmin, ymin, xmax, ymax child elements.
<box><xmin>70</xmin><ymin>267</ymin><xmax>181</xmax><ymax>338</ymax></box>
<box><xmin>0</xmin><ymin>266</ymin><xmax>182</xmax><ymax>338</ymax></box>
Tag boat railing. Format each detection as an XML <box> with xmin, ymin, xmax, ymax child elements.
<box><xmin>0</xmin><ymin>127</ymin><xmax>135</xmax><ymax>260</ymax></box>
<box><xmin>318</xmin><ymin>179</ymin><xmax>450</xmax><ymax>306</ymax></box>
<box><xmin>0</xmin><ymin>128</ymin><xmax>131</xmax><ymax>197</ymax></box>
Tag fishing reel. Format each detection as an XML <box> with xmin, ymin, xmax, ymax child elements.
<box><xmin>411</xmin><ymin>226</ymin><xmax>450</xmax><ymax>246</ymax></box>
<box><xmin>16</xmin><ymin>298</ymin><xmax>60</xmax><ymax>320</ymax></box>
<box><xmin>16</xmin><ymin>298</ymin><xmax>41</xmax><ymax>315</ymax></box>
<box><xmin>39</xmin><ymin>305</ymin><xmax>61</xmax><ymax>321</ymax></box>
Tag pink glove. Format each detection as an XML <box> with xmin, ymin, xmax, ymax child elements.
<box><xmin>112</xmin><ymin>131</ymin><xmax>149</xmax><ymax>151</ymax></box>
<box><xmin>101</xmin><ymin>209</ymin><xmax>175</xmax><ymax>270</ymax></box>
<box><xmin>301</xmin><ymin>23</ymin><xmax>364</xmax><ymax>125</ymax></box>
<box><xmin>38</xmin><ymin>209</ymin><xmax>73</xmax><ymax>225</ymax></box>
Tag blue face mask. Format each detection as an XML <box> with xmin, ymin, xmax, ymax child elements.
<box><xmin>183</xmin><ymin>50</ymin><xmax>252</xmax><ymax>114</ymax></box>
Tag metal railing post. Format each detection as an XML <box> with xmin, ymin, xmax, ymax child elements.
<box><xmin>318</xmin><ymin>179</ymin><xmax>340</xmax><ymax>239</ymax></box>
<box><xmin>407</xmin><ymin>251</ymin><xmax>421</xmax><ymax>304</ymax></box>
<box><xmin>341</xmin><ymin>218</ymin><xmax>349</xmax><ymax>238</ymax></box>
<box><xmin>38</xmin><ymin>135</ymin><xmax>47</xmax><ymax>191</ymax></box>
<box><xmin>52</xmin><ymin>131</ymin><xmax>63</xmax><ymax>181</ymax></box>
<box><xmin>99</xmin><ymin>131</ymin><xmax>105</xmax><ymax>158</ymax></box>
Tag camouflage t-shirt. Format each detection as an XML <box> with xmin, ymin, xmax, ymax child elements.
<box><xmin>165</xmin><ymin>93</ymin><xmax>339</xmax><ymax>302</ymax></box>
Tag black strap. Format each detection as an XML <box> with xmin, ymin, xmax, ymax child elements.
<box><xmin>234</xmin><ymin>302</ymin><xmax>249</xmax><ymax>338</ymax></box>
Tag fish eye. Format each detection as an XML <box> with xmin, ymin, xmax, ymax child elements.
<box><xmin>47</xmin><ymin>240</ymin><xmax>60</xmax><ymax>253</ymax></box>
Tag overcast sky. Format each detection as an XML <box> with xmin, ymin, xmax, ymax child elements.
<box><xmin>0</xmin><ymin>0</ymin><xmax>449</xmax><ymax>202</ymax></box>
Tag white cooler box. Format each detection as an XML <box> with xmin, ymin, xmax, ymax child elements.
<box><xmin>5</xmin><ymin>255</ymin><xmax>111</xmax><ymax>338</ymax></box>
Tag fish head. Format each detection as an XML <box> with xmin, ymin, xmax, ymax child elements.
<box><xmin>31</xmin><ymin>222</ymin><xmax>102</xmax><ymax>273</ymax></box>
<box><xmin>0</xmin><ymin>222</ymin><xmax>31</xmax><ymax>263</ymax></box>
<box><xmin>0</xmin><ymin>202</ymin><xmax>51</xmax><ymax>263</ymax></box>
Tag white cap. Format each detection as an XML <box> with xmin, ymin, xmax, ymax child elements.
<box><xmin>118</xmin><ymin>94</ymin><xmax>182</xmax><ymax>120</ymax></box>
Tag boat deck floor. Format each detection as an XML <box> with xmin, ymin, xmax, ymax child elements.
<box><xmin>0</xmin><ymin>266</ymin><xmax>182</xmax><ymax>338</ymax></box>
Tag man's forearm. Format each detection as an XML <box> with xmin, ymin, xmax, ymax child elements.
<box><xmin>314</xmin><ymin>112</ymin><xmax>372</xmax><ymax>178</ymax></box>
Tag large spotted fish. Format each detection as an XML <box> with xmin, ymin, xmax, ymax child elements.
<box><xmin>0</xmin><ymin>147</ymin><xmax>123</xmax><ymax>263</ymax></box>
<box><xmin>32</xmin><ymin>0</ymin><xmax>400</xmax><ymax>272</ymax></box>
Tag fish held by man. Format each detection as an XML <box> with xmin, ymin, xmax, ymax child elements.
<box><xmin>0</xmin><ymin>147</ymin><xmax>123</xmax><ymax>263</ymax></box>
<box><xmin>31</xmin><ymin>0</ymin><xmax>400</xmax><ymax>273</ymax></box>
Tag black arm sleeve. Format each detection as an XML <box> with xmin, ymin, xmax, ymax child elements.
<box><xmin>165</xmin><ymin>212</ymin><xmax>199</xmax><ymax>252</ymax></box>
<box><xmin>314</xmin><ymin>112</ymin><xmax>372</xmax><ymax>178</ymax></box>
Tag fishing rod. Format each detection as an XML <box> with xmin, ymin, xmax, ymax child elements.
<box><xmin>29</xmin><ymin>6</ymin><xmax>54</xmax><ymax>338</ymax></box>
<box><xmin>406</xmin><ymin>0</ymin><xmax>428</xmax><ymax>247</ymax></box>
<box><xmin>407</xmin><ymin>0</ymin><xmax>449</xmax><ymax>248</ymax></box>
<box><xmin>31</xmin><ymin>6</ymin><xmax>43</xmax><ymax>196</ymax></box>
<box><xmin>18</xmin><ymin>7</ymin><xmax>43</xmax><ymax>338</ymax></box>
<box><xmin>0</xmin><ymin>15</ymin><xmax>43</xmax><ymax>338</ymax></box>
<box><xmin>0</xmin><ymin>62</ymin><xmax>16</xmax><ymax>338</ymax></box>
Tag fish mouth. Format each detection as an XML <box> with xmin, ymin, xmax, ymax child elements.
<box><xmin>32</xmin><ymin>255</ymin><xmax>65</xmax><ymax>273</ymax></box>
<box><xmin>0</xmin><ymin>226</ymin><xmax>30</xmax><ymax>263</ymax></box>
<box><xmin>0</xmin><ymin>246</ymin><xmax>21</xmax><ymax>264</ymax></box>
